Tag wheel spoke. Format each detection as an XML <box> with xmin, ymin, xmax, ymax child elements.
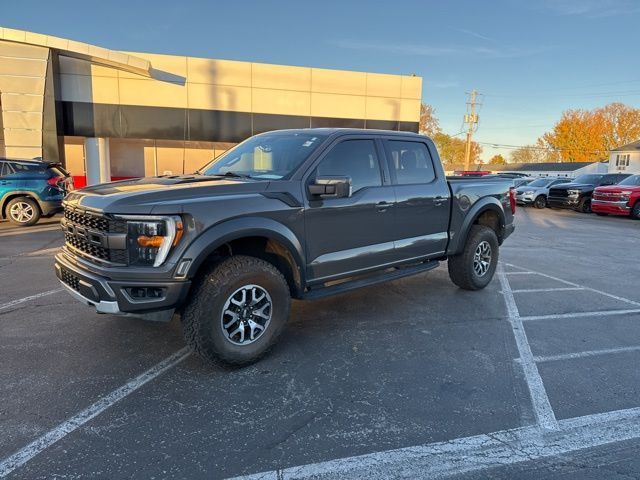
<box><xmin>223</xmin><ymin>310</ymin><xmax>239</xmax><ymax>328</ymax></box>
<box><xmin>230</xmin><ymin>288</ymin><xmax>247</xmax><ymax>307</ymax></box>
<box><xmin>253</xmin><ymin>303</ymin><xmax>270</xmax><ymax>320</ymax></box>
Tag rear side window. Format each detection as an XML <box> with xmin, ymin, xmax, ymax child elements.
<box><xmin>315</xmin><ymin>139</ymin><xmax>382</xmax><ymax>193</ymax></box>
<box><xmin>12</xmin><ymin>162</ymin><xmax>44</xmax><ymax>173</ymax></box>
<box><xmin>0</xmin><ymin>161</ymin><xmax>10</xmax><ymax>177</ymax></box>
<box><xmin>385</xmin><ymin>141</ymin><xmax>436</xmax><ymax>185</ymax></box>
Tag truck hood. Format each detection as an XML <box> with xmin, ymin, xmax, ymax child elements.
<box><xmin>63</xmin><ymin>175</ymin><xmax>270</xmax><ymax>214</ymax></box>
<box><xmin>550</xmin><ymin>183</ymin><xmax>595</xmax><ymax>190</ymax></box>
<box><xmin>595</xmin><ymin>185</ymin><xmax>640</xmax><ymax>193</ymax></box>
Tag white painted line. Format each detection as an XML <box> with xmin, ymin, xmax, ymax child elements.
<box><xmin>504</xmin><ymin>263</ymin><xmax>640</xmax><ymax>307</ymax></box>
<box><xmin>0</xmin><ymin>224</ymin><xmax>61</xmax><ymax>237</ymax></box>
<box><xmin>497</xmin><ymin>265</ymin><xmax>558</xmax><ymax>430</ymax></box>
<box><xmin>521</xmin><ymin>308</ymin><xmax>640</xmax><ymax>322</ymax></box>
<box><xmin>232</xmin><ymin>406</ymin><xmax>640</xmax><ymax>480</ymax></box>
<box><xmin>0</xmin><ymin>288</ymin><xmax>64</xmax><ymax>311</ymax></box>
<box><xmin>511</xmin><ymin>287</ymin><xmax>585</xmax><ymax>293</ymax></box>
<box><xmin>504</xmin><ymin>271</ymin><xmax>537</xmax><ymax>275</ymax></box>
<box><xmin>534</xmin><ymin>345</ymin><xmax>640</xmax><ymax>363</ymax></box>
<box><xmin>0</xmin><ymin>347</ymin><xmax>191</xmax><ymax>478</ymax></box>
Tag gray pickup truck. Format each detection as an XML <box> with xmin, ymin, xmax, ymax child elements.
<box><xmin>55</xmin><ymin>129</ymin><xmax>515</xmax><ymax>366</ymax></box>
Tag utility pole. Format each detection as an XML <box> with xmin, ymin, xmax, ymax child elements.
<box><xmin>463</xmin><ymin>90</ymin><xmax>480</xmax><ymax>171</ymax></box>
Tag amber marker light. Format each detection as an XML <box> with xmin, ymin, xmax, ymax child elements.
<box><xmin>137</xmin><ymin>235</ymin><xmax>165</xmax><ymax>248</ymax></box>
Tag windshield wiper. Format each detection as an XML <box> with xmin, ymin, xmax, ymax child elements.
<box><xmin>219</xmin><ymin>171</ymin><xmax>254</xmax><ymax>179</ymax></box>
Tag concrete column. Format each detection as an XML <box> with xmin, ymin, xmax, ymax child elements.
<box><xmin>84</xmin><ymin>137</ymin><xmax>111</xmax><ymax>185</ymax></box>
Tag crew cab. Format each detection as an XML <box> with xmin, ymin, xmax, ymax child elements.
<box><xmin>547</xmin><ymin>173</ymin><xmax>630</xmax><ymax>213</ymax></box>
<box><xmin>55</xmin><ymin>129</ymin><xmax>515</xmax><ymax>366</ymax></box>
<box><xmin>592</xmin><ymin>174</ymin><xmax>640</xmax><ymax>218</ymax></box>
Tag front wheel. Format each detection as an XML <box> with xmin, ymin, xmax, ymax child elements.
<box><xmin>6</xmin><ymin>197</ymin><xmax>40</xmax><ymax>226</ymax></box>
<box><xmin>533</xmin><ymin>195</ymin><xmax>547</xmax><ymax>209</ymax></box>
<box><xmin>448</xmin><ymin>225</ymin><xmax>499</xmax><ymax>291</ymax></box>
<box><xmin>181</xmin><ymin>255</ymin><xmax>291</xmax><ymax>367</ymax></box>
<box><xmin>632</xmin><ymin>202</ymin><xmax>640</xmax><ymax>220</ymax></box>
<box><xmin>578</xmin><ymin>198</ymin><xmax>591</xmax><ymax>213</ymax></box>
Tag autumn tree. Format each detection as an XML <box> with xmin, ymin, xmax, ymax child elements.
<box><xmin>419</xmin><ymin>103</ymin><xmax>441</xmax><ymax>136</ymax></box>
<box><xmin>541</xmin><ymin>103</ymin><xmax>640</xmax><ymax>162</ymax></box>
<box><xmin>488</xmin><ymin>154</ymin><xmax>506</xmax><ymax>165</ymax></box>
<box><xmin>433</xmin><ymin>132</ymin><xmax>482</xmax><ymax>170</ymax></box>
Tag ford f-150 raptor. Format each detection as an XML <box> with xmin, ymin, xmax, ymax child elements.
<box><xmin>55</xmin><ymin>129</ymin><xmax>515</xmax><ymax>366</ymax></box>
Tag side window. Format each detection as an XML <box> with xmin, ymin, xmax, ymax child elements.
<box><xmin>0</xmin><ymin>162</ymin><xmax>6</xmax><ymax>178</ymax></box>
<box><xmin>386</xmin><ymin>141</ymin><xmax>436</xmax><ymax>185</ymax></box>
<box><xmin>315</xmin><ymin>139</ymin><xmax>382</xmax><ymax>194</ymax></box>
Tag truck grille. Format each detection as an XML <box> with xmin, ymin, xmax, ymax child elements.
<box><xmin>593</xmin><ymin>192</ymin><xmax>620</xmax><ymax>201</ymax></box>
<box><xmin>63</xmin><ymin>206</ymin><xmax>128</xmax><ymax>265</ymax></box>
<box><xmin>548</xmin><ymin>188</ymin><xmax>569</xmax><ymax>198</ymax></box>
<box><xmin>60</xmin><ymin>268</ymin><xmax>80</xmax><ymax>291</ymax></box>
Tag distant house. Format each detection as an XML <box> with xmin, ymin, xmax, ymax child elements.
<box><xmin>609</xmin><ymin>140</ymin><xmax>640</xmax><ymax>174</ymax></box>
<box><xmin>484</xmin><ymin>161</ymin><xmax>608</xmax><ymax>178</ymax></box>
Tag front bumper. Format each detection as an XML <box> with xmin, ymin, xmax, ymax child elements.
<box><xmin>547</xmin><ymin>196</ymin><xmax>580</xmax><ymax>209</ymax></box>
<box><xmin>54</xmin><ymin>251</ymin><xmax>190</xmax><ymax>322</ymax></box>
<box><xmin>516</xmin><ymin>193</ymin><xmax>535</xmax><ymax>205</ymax></box>
<box><xmin>591</xmin><ymin>199</ymin><xmax>631</xmax><ymax>216</ymax></box>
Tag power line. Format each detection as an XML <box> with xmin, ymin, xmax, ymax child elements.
<box><xmin>477</xmin><ymin>141</ymin><xmax>608</xmax><ymax>155</ymax></box>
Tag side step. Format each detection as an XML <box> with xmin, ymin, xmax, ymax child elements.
<box><xmin>303</xmin><ymin>260</ymin><xmax>440</xmax><ymax>300</ymax></box>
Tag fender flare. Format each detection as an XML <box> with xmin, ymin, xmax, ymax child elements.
<box><xmin>182</xmin><ymin>216</ymin><xmax>306</xmax><ymax>293</ymax></box>
<box><xmin>452</xmin><ymin>198</ymin><xmax>506</xmax><ymax>255</ymax></box>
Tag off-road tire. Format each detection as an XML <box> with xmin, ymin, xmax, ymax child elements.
<box><xmin>448</xmin><ymin>225</ymin><xmax>499</xmax><ymax>291</ymax></box>
<box><xmin>181</xmin><ymin>255</ymin><xmax>291</xmax><ymax>367</ymax></box>
<box><xmin>533</xmin><ymin>195</ymin><xmax>547</xmax><ymax>209</ymax></box>
<box><xmin>6</xmin><ymin>197</ymin><xmax>40</xmax><ymax>226</ymax></box>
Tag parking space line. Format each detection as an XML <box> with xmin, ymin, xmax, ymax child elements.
<box><xmin>232</xmin><ymin>406</ymin><xmax>640</xmax><ymax>480</ymax></box>
<box><xmin>0</xmin><ymin>225</ymin><xmax>61</xmax><ymax>238</ymax></box>
<box><xmin>521</xmin><ymin>309</ymin><xmax>640</xmax><ymax>322</ymax></box>
<box><xmin>511</xmin><ymin>287</ymin><xmax>585</xmax><ymax>293</ymax></box>
<box><xmin>534</xmin><ymin>345</ymin><xmax>640</xmax><ymax>363</ymax></box>
<box><xmin>0</xmin><ymin>347</ymin><xmax>191</xmax><ymax>478</ymax></box>
<box><xmin>497</xmin><ymin>265</ymin><xmax>558</xmax><ymax>430</ymax></box>
<box><xmin>504</xmin><ymin>263</ymin><xmax>640</xmax><ymax>307</ymax></box>
<box><xmin>504</xmin><ymin>271</ymin><xmax>537</xmax><ymax>275</ymax></box>
<box><xmin>0</xmin><ymin>289</ymin><xmax>64</xmax><ymax>312</ymax></box>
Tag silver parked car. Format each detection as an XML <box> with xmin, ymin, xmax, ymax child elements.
<box><xmin>515</xmin><ymin>177</ymin><xmax>572</xmax><ymax>208</ymax></box>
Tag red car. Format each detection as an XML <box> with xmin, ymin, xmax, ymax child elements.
<box><xmin>592</xmin><ymin>174</ymin><xmax>640</xmax><ymax>219</ymax></box>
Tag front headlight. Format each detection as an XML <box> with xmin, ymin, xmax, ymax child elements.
<box><xmin>117</xmin><ymin>215</ymin><xmax>184</xmax><ymax>267</ymax></box>
<box><xmin>524</xmin><ymin>190</ymin><xmax>534</xmax><ymax>195</ymax></box>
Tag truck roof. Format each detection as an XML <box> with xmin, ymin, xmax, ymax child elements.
<box><xmin>258</xmin><ymin>128</ymin><xmax>426</xmax><ymax>138</ymax></box>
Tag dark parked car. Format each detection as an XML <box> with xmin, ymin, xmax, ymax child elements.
<box><xmin>0</xmin><ymin>159</ymin><xmax>73</xmax><ymax>226</ymax></box>
<box><xmin>55</xmin><ymin>129</ymin><xmax>515</xmax><ymax>366</ymax></box>
<box><xmin>547</xmin><ymin>173</ymin><xmax>630</xmax><ymax>213</ymax></box>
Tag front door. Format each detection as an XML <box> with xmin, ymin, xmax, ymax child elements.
<box><xmin>383</xmin><ymin>139</ymin><xmax>451</xmax><ymax>260</ymax></box>
<box><xmin>304</xmin><ymin>138</ymin><xmax>397</xmax><ymax>283</ymax></box>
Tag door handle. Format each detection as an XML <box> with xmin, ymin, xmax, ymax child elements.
<box><xmin>433</xmin><ymin>196</ymin><xmax>448</xmax><ymax>206</ymax></box>
<box><xmin>376</xmin><ymin>201</ymin><xmax>394</xmax><ymax>212</ymax></box>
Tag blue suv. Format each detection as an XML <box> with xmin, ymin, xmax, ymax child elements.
<box><xmin>0</xmin><ymin>159</ymin><xmax>73</xmax><ymax>226</ymax></box>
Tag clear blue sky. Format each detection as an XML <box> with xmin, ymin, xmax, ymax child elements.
<box><xmin>4</xmin><ymin>0</ymin><xmax>640</xmax><ymax>161</ymax></box>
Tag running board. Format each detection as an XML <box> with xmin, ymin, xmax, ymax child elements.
<box><xmin>303</xmin><ymin>260</ymin><xmax>440</xmax><ymax>300</ymax></box>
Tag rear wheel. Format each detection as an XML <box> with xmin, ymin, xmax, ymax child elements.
<box><xmin>181</xmin><ymin>255</ymin><xmax>291</xmax><ymax>367</ymax></box>
<box><xmin>632</xmin><ymin>202</ymin><xmax>640</xmax><ymax>220</ymax></box>
<box><xmin>6</xmin><ymin>197</ymin><xmax>40</xmax><ymax>226</ymax></box>
<box><xmin>448</xmin><ymin>225</ymin><xmax>499</xmax><ymax>291</ymax></box>
<box><xmin>533</xmin><ymin>195</ymin><xmax>547</xmax><ymax>209</ymax></box>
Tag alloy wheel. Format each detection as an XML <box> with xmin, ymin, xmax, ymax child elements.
<box><xmin>9</xmin><ymin>202</ymin><xmax>34</xmax><ymax>223</ymax></box>
<box><xmin>220</xmin><ymin>284</ymin><xmax>272</xmax><ymax>346</ymax></box>
<box><xmin>473</xmin><ymin>241</ymin><xmax>492</xmax><ymax>277</ymax></box>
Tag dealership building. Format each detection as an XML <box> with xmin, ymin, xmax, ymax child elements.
<box><xmin>0</xmin><ymin>27</ymin><xmax>422</xmax><ymax>186</ymax></box>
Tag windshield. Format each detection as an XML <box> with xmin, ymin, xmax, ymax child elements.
<box><xmin>528</xmin><ymin>178</ymin><xmax>552</xmax><ymax>187</ymax></box>
<box><xmin>618</xmin><ymin>174</ymin><xmax>640</xmax><ymax>186</ymax></box>
<box><xmin>572</xmin><ymin>174</ymin><xmax>603</xmax><ymax>184</ymax></box>
<box><xmin>201</xmin><ymin>132</ymin><xmax>328</xmax><ymax>180</ymax></box>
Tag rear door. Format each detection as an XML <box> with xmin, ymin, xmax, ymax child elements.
<box><xmin>0</xmin><ymin>161</ymin><xmax>23</xmax><ymax>193</ymax></box>
<box><xmin>303</xmin><ymin>137</ymin><xmax>397</xmax><ymax>282</ymax></box>
<box><xmin>383</xmin><ymin>138</ymin><xmax>451</xmax><ymax>260</ymax></box>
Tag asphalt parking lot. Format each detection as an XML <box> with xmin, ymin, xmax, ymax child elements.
<box><xmin>1</xmin><ymin>208</ymin><xmax>639</xmax><ymax>479</ymax></box>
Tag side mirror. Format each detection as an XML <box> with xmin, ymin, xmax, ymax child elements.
<box><xmin>308</xmin><ymin>175</ymin><xmax>352</xmax><ymax>198</ymax></box>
